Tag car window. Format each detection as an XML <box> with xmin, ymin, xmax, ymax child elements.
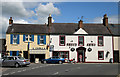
<box><xmin>56</xmin><ymin>57</ymin><xmax>59</xmax><ymax>59</ymax></box>
<box><xmin>18</xmin><ymin>57</ymin><xmax>25</xmax><ymax>60</ymax></box>
<box><xmin>52</xmin><ymin>57</ymin><xmax>55</xmax><ymax>59</ymax></box>
<box><xmin>7</xmin><ymin>57</ymin><xmax>14</xmax><ymax>60</ymax></box>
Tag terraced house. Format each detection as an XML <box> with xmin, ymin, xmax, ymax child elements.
<box><xmin>6</xmin><ymin>17</ymin><xmax>50</xmax><ymax>62</ymax></box>
<box><xmin>6</xmin><ymin>14</ymin><xmax>120</xmax><ymax>63</ymax></box>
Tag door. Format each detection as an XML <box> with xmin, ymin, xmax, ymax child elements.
<box><xmin>23</xmin><ymin>51</ymin><xmax>28</xmax><ymax>59</ymax></box>
<box><xmin>113</xmin><ymin>51</ymin><xmax>119</xmax><ymax>63</ymax></box>
<box><xmin>30</xmin><ymin>54</ymin><xmax>35</xmax><ymax>62</ymax></box>
<box><xmin>78</xmin><ymin>50</ymin><xmax>85</xmax><ymax>62</ymax></box>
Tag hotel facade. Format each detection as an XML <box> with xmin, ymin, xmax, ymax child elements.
<box><xmin>6</xmin><ymin>14</ymin><xmax>120</xmax><ymax>63</ymax></box>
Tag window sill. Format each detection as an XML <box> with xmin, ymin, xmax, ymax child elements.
<box><xmin>11</xmin><ymin>44</ymin><xmax>18</xmax><ymax>46</ymax></box>
<box><xmin>24</xmin><ymin>41</ymin><xmax>33</xmax><ymax>43</ymax></box>
<box><xmin>38</xmin><ymin>44</ymin><xmax>46</xmax><ymax>46</ymax></box>
<box><xmin>98</xmin><ymin>59</ymin><xmax>104</xmax><ymax>60</ymax></box>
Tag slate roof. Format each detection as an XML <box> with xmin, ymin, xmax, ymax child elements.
<box><xmin>49</xmin><ymin>23</ymin><xmax>111</xmax><ymax>35</ymax></box>
<box><xmin>108</xmin><ymin>24</ymin><xmax>120</xmax><ymax>36</ymax></box>
<box><xmin>6</xmin><ymin>24</ymin><xmax>49</xmax><ymax>34</ymax></box>
<box><xmin>6</xmin><ymin>23</ymin><xmax>116</xmax><ymax>35</ymax></box>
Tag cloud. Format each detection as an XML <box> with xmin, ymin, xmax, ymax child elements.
<box><xmin>0</xmin><ymin>17</ymin><xmax>9</xmax><ymax>39</ymax></box>
<box><xmin>1</xmin><ymin>2</ymin><xmax>60</xmax><ymax>38</ymax></box>
<box><xmin>14</xmin><ymin>19</ymin><xmax>29</xmax><ymax>24</ymax></box>
<box><xmin>90</xmin><ymin>15</ymin><xmax>118</xmax><ymax>24</ymax></box>
<box><xmin>33</xmin><ymin>2</ymin><xmax>60</xmax><ymax>24</ymax></box>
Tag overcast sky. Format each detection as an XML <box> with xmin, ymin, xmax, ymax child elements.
<box><xmin>0</xmin><ymin>1</ymin><xmax>119</xmax><ymax>39</ymax></box>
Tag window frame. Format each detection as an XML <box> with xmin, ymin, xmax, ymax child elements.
<box><xmin>13</xmin><ymin>35</ymin><xmax>17</xmax><ymax>44</ymax></box>
<box><xmin>78</xmin><ymin>36</ymin><xmax>84</xmax><ymax>46</ymax></box>
<box><xmin>59</xmin><ymin>35</ymin><xmax>65</xmax><ymax>46</ymax></box>
<box><xmin>98</xmin><ymin>51</ymin><xmax>104</xmax><ymax>60</ymax></box>
<box><xmin>25</xmin><ymin>35</ymin><xmax>28</xmax><ymax>41</ymax></box>
<box><xmin>39</xmin><ymin>35</ymin><xmax>44</xmax><ymax>44</ymax></box>
<box><xmin>98</xmin><ymin>36</ymin><xmax>104</xmax><ymax>46</ymax></box>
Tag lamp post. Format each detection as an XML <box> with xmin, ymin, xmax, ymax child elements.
<box><xmin>27</xmin><ymin>42</ymin><xmax>30</xmax><ymax>59</ymax></box>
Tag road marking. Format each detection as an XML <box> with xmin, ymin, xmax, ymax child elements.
<box><xmin>22</xmin><ymin>69</ymin><xmax>26</xmax><ymax>71</ymax></box>
<box><xmin>10</xmin><ymin>72</ymin><xmax>15</xmax><ymax>74</ymax></box>
<box><xmin>17</xmin><ymin>71</ymin><xmax>22</xmax><ymax>72</ymax></box>
<box><xmin>53</xmin><ymin>72</ymin><xmax>59</xmax><ymax>75</ymax></box>
<box><xmin>32</xmin><ymin>68</ymin><xmax>35</xmax><ymax>69</ymax></box>
<box><xmin>3</xmin><ymin>73</ymin><xmax>9</xmax><ymax>75</ymax></box>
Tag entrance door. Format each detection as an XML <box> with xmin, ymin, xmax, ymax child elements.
<box><xmin>30</xmin><ymin>54</ymin><xmax>35</xmax><ymax>62</ymax></box>
<box><xmin>113</xmin><ymin>51</ymin><xmax>119</xmax><ymax>63</ymax></box>
<box><xmin>78</xmin><ymin>50</ymin><xmax>85</xmax><ymax>62</ymax></box>
<box><xmin>23</xmin><ymin>51</ymin><xmax>28</xmax><ymax>59</ymax></box>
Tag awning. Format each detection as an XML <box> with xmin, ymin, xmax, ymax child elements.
<box><xmin>29</xmin><ymin>49</ymin><xmax>47</xmax><ymax>54</ymax></box>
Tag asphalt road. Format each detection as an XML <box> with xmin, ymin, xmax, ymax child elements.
<box><xmin>1</xmin><ymin>63</ymin><xmax>120</xmax><ymax>77</ymax></box>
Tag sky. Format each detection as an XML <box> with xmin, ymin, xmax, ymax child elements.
<box><xmin>0</xmin><ymin>1</ymin><xmax>119</xmax><ymax>39</ymax></box>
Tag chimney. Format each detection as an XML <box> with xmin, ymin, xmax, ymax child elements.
<box><xmin>78</xmin><ymin>20</ymin><xmax>83</xmax><ymax>28</ymax></box>
<box><xmin>9</xmin><ymin>17</ymin><xmax>13</xmax><ymax>26</ymax></box>
<box><xmin>48</xmin><ymin>14</ymin><xmax>52</xmax><ymax>26</ymax></box>
<box><xmin>103</xmin><ymin>14</ymin><xmax>108</xmax><ymax>26</ymax></box>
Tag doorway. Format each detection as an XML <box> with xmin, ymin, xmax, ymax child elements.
<box><xmin>30</xmin><ymin>54</ymin><xmax>45</xmax><ymax>63</ymax></box>
<box><xmin>113</xmin><ymin>50</ymin><xmax>119</xmax><ymax>63</ymax></box>
<box><xmin>23</xmin><ymin>51</ymin><xmax>28</xmax><ymax>59</ymax></box>
<box><xmin>76</xmin><ymin>47</ymin><xmax>86</xmax><ymax>63</ymax></box>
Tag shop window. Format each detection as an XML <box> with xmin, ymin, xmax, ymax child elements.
<box><xmin>98</xmin><ymin>51</ymin><xmax>104</xmax><ymax>60</ymax></box>
<box><xmin>53</xmin><ymin>51</ymin><xmax>69</xmax><ymax>59</ymax></box>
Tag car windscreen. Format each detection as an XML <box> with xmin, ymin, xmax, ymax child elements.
<box><xmin>18</xmin><ymin>57</ymin><xmax>25</xmax><ymax>60</ymax></box>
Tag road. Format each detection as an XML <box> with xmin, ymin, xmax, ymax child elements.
<box><xmin>1</xmin><ymin>63</ymin><xmax>120</xmax><ymax>77</ymax></box>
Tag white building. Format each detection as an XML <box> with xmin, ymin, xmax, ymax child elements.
<box><xmin>49</xmin><ymin>14</ymin><xmax>114</xmax><ymax>63</ymax></box>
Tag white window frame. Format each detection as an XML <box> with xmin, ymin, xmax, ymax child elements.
<box><xmin>13</xmin><ymin>35</ymin><xmax>17</xmax><ymax>44</ymax></box>
<box><xmin>39</xmin><ymin>35</ymin><xmax>44</xmax><ymax>44</ymax></box>
<box><xmin>25</xmin><ymin>35</ymin><xmax>28</xmax><ymax>41</ymax></box>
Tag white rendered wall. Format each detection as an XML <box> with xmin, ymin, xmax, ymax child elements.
<box><xmin>50</xmin><ymin>35</ymin><xmax>113</xmax><ymax>62</ymax></box>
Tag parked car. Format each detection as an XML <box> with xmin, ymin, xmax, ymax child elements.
<box><xmin>2</xmin><ymin>56</ymin><xmax>30</xmax><ymax>67</ymax></box>
<box><xmin>41</xmin><ymin>56</ymin><xmax>65</xmax><ymax>64</ymax></box>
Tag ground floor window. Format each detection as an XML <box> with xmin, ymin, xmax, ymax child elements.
<box><xmin>98</xmin><ymin>51</ymin><xmax>104</xmax><ymax>60</ymax></box>
<box><xmin>53</xmin><ymin>51</ymin><xmax>69</xmax><ymax>59</ymax></box>
<box><xmin>10</xmin><ymin>51</ymin><xmax>19</xmax><ymax>56</ymax></box>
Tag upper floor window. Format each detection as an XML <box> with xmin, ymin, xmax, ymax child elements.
<box><xmin>23</xmin><ymin>34</ymin><xmax>34</xmax><ymax>42</ymax></box>
<box><xmin>98</xmin><ymin>51</ymin><xmax>104</xmax><ymax>60</ymax></box>
<box><xmin>25</xmin><ymin>35</ymin><xmax>28</xmax><ymax>41</ymax></box>
<box><xmin>78</xmin><ymin>36</ymin><xmax>84</xmax><ymax>46</ymax></box>
<box><xmin>29</xmin><ymin>35</ymin><xmax>32</xmax><ymax>41</ymax></box>
<box><xmin>59</xmin><ymin>36</ymin><xmax>65</xmax><ymax>46</ymax></box>
<box><xmin>40</xmin><ymin>35</ymin><xmax>44</xmax><ymax>44</ymax></box>
<box><xmin>37</xmin><ymin>35</ymin><xmax>46</xmax><ymax>45</ymax></box>
<box><xmin>98</xmin><ymin>36</ymin><xmax>103</xmax><ymax>46</ymax></box>
<box><xmin>13</xmin><ymin>35</ymin><xmax>17</xmax><ymax>44</ymax></box>
<box><xmin>10</xmin><ymin>34</ymin><xmax>19</xmax><ymax>44</ymax></box>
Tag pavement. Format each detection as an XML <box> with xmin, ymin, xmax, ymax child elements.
<box><xmin>1</xmin><ymin>63</ymin><xmax>120</xmax><ymax>77</ymax></box>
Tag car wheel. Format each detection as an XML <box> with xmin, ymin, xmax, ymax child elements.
<box><xmin>59</xmin><ymin>61</ymin><xmax>62</xmax><ymax>64</ymax></box>
<box><xmin>44</xmin><ymin>61</ymin><xmax>47</xmax><ymax>64</ymax></box>
<box><xmin>15</xmin><ymin>63</ymin><xmax>19</xmax><ymax>68</ymax></box>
